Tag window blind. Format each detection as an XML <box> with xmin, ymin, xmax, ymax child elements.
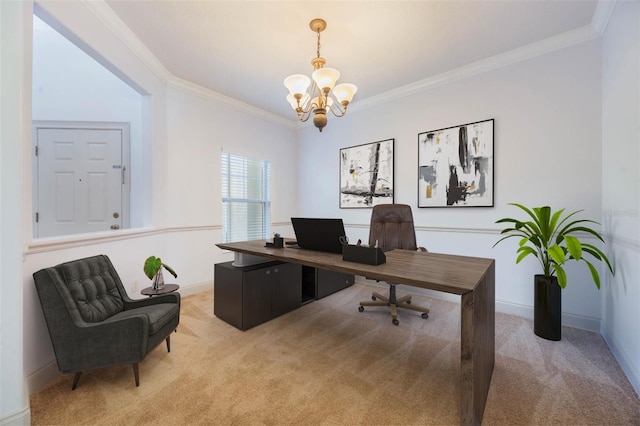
<box><xmin>221</xmin><ymin>152</ymin><xmax>271</xmax><ymax>243</ymax></box>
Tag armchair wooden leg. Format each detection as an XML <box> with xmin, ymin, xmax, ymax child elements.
<box><xmin>71</xmin><ymin>372</ymin><xmax>82</xmax><ymax>390</ymax></box>
<box><xmin>132</xmin><ymin>363</ymin><xmax>140</xmax><ymax>387</ymax></box>
<box><xmin>166</xmin><ymin>335</ymin><xmax>171</xmax><ymax>352</ymax></box>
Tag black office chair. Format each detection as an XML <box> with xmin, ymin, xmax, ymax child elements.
<box><xmin>358</xmin><ymin>204</ymin><xmax>430</xmax><ymax>325</ymax></box>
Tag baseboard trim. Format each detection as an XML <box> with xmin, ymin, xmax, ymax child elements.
<box><xmin>0</xmin><ymin>405</ymin><xmax>30</xmax><ymax>426</ymax></box>
<box><xmin>178</xmin><ymin>280</ymin><xmax>213</xmax><ymax>297</ymax></box>
<box><xmin>601</xmin><ymin>323</ymin><xmax>640</xmax><ymax>397</ymax></box>
<box><xmin>355</xmin><ymin>278</ymin><xmax>601</xmax><ymax>332</ymax></box>
<box><xmin>27</xmin><ymin>360</ymin><xmax>60</xmax><ymax>395</ymax></box>
<box><xmin>493</xmin><ymin>300</ymin><xmax>600</xmax><ymax>332</ymax></box>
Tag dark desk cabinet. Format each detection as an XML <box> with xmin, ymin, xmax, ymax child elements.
<box><xmin>302</xmin><ymin>266</ymin><xmax>354</xmax><ymax>303</ymax></box>
<box><xmin>214</xmin><ymin>261</ymin><xmax>301</xmax><ymax>330</ymax></box>
<box><xmin>271</xmin><ymin>262</ymin><xmax>302</xmax><ymax>317</ymax></box>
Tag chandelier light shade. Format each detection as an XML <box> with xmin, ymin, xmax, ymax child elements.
<box><xmin>284</xmin><ymin>18</ymin><xmax>357</xmax><ymax>132</ymax></box>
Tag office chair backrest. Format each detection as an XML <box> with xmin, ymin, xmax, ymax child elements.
<box><xmin>368</xmin><ymin>204</ymin><xmax>418</xmax><ymax>251</ymax></box>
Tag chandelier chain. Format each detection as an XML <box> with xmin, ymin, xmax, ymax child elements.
<box><xmin>316</xmin><ymin>29</ymin><xmax>321</xmax><ymax>59</ymax></box>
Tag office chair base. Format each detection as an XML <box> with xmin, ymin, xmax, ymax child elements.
<box><xmin>359</xmin><ymin>285</ymin><xmax>430</xmax><ymax>325</ymax></box>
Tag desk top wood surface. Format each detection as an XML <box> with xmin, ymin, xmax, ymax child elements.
<box><xmin>216</xmin><ymin>239</ymin><xmax>494</xmax><ymax>296</ymax></box>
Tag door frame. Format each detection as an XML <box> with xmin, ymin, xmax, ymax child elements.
<box><xmin>32</xmin><ymin>120</ymin><xmax>131</xmax><ymax>238</ymax></box>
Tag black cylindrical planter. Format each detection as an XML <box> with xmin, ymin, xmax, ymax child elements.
<box><xmin>534</xmin><ymin>275</ymin><xmax>561</xmax><ymax>341</ymax></box>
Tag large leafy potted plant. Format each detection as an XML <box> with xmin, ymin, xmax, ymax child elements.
<box><xmin>144</xmin><ymin>256</ymin><xmax>177</xmax><ymax>290</ymax></box>
<box><xmin>493</xmin><ymin>203</ymin><xmax>614</xmax><ymax>341</ymax></box>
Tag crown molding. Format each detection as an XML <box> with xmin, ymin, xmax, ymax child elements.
<box><xmin>591</xmin><ymin>0</ymin><xmax>617</xmax><ymax>36</ymax></box>
<box><xmin>167</xmin><ymin>77</ymin><xmax>296</xmax><ymax>128</ymax></box>
<box><xmin>85</xmin><ymin>0</ymin><xmax>607</xmax><ymax>129</ymax></box>
<box><xmin>83</xmin><ymin>0</ymin><xmax>296</xmax><ymax>128</ymax></box>
<box><xmin>81</xmin><ymin>0</ymin><xmax>172</xmax><ymax>85</ymax></box>
<box><xmin>350</xmin><ymin>24</ymin><xmax>600</xmax><ymax>114</ymax></box>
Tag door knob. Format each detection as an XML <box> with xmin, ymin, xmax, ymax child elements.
<box><xmin>110</xmin><ymin>224</ymin><xmax>120</xmax><ymax>230</ymax></box>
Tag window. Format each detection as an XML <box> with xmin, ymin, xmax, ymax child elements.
<box><xmin>221</xmin><ymin>152</ymin><xmax>271</xmax><ymax>243</ymax></box>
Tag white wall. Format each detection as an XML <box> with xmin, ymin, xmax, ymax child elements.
<box><xmin>601</xmin><ymin>1</ymin><xmax>640</xmax><ymax>394</ymax></box>
<box><xmin>165</xmin><ymin>87</ymin><xmax>298</xmax><ymax>230</ymax></box>
<box><xmin>1</xmin><ymin>1</ymin><xmax>32</xmax><ymax>423</ymax></box>
<box><xmin>162</xmin><ymin>86</ymin><xmax>298</xmax><ymax>289</ymax></box>
<box><xmin>297</xmin><ymin>39</ymin><xmax>605</xmax><ymax>328</ymax></box>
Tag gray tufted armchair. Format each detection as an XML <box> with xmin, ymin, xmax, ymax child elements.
<box><xmin>33</xmin><ymin>255</ymin><xmax>180</xmax><ymax>390</ymax></box>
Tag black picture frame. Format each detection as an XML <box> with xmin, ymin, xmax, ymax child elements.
<box><xmin>418</xmin><ymin>119</ymin><xmax>494</xmax><ymax>208</ymax></box>
<box><xmin>340</xmin><ymin>138</ymin><xmax>394</xmax><ymax>208</ymax></box>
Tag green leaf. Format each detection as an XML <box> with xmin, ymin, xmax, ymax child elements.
<box><xmin>552</xmin><ymin>264</ymin><xmax>567</xmax><ymax>288</ymax></box>
<box><xmin>495</xmin><ymin>218</ymin><xmax>521</xmax><ymax>225</ymax></box>
<box><xmin>510</xmin><ymin>203</ymin><xmax>543</xmax><ymax>235</ymax></box>
<box><xmin>564</xmin><ymin>235</ymin><xmax>582</xmax><ymax>260</ymax></box>
<box><xmin>585</xmin><ymin>259</ymin><xmax>601</xmax><ymax>290</ymax></box>
<box><xmin>162</xmin><ymin>263</ymin><xmax>178</xmax><ymax>279</ymax></box>
<box><xmin>582</xmin><ymin>244</ymin><xmax>615</xmax><ymax>275</ymax></box>
<box><xmin>144</xmin><ymin>256</ymin><xmax>178</xmax><ymax>280</ymax></box>
<box><xmin>535</xmin><ymin>206</ymin><xmax>551</xmax><ymax>242</ymax></box>
<box><xmin>492</xmin><ymin>234</ymin><xmax>524</xmax><ymax>248</ymax></box>
<box><xmin>529</xmin><ymin>234</ymin><xmax>541</xmax><ymax>248</ymax></box>
<box><xmin>549</xmin><ymin>208</ymin><xmax>565</xmax><ymax>236</ymax></box>
<box><xmin>547</xmin><ymin>245</ymin><xmax>566</xmax><ymax>265</ymax></box>
<box><xmin>516</xmin><ymin>246</ymin><xmax>537</xmax><ymax>263</ymax></box>
<box><xmin>144</xmin><ymin>256</ymin><xmax>161</xmax><ymax>279</ymax></box>
<box><xmin>562</xmin><ymin>224</ymin><xmax>605</xmax><ymax>243</ymax></box>
<box><xmin>555</xmin><ymin>209</ymin><xmax>583</xmax><ymax>236</ymax></box>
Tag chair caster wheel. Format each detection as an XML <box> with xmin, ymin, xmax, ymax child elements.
<box><xmin>421</xmin><ymin>313</ymin><xmax>429</xmax><ymax>319</ymax></box>
<box><xmin>392</xmin><ymin>318</ymin><xmax>399</xmax><ymax>326</ymax></box>
<box><xmin>358</xmin><ymin>306</ymin><xmax>364</xmax><ymax>312</ymax></box>
<box><xmin>406</xmin><ymin>300</ymin><xmax>411</xmax><ymax>304</ymax></box>
<box><xmin>371</xmin><ymin>296</ymin><xmax>376</xmax><ymax>301</ymax></box>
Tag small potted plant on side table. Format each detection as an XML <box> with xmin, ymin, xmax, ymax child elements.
<box><xmin>144</xmin><ymin>256</ymin><xmax>178</xmax><ymax>291</ymax></box>
<box><xmin>493</xmin><ymin>203</ymin><xmax>614</xmax><ymax>341</ymax></box>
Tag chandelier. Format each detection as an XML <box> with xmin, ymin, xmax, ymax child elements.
<box><xmin>284</xmin><ymin>19</ymin><xmax>357</xmax><ymax>132</ymax></box>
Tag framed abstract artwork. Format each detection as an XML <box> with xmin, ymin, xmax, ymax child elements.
<box><xmin>340</xmin><ymin>139</ymin><xmax>394</xmax><ymax>208</ymax></box>
<box><xmin>418</xmin><ymin>119</ymin><xmax>494</xmax><ymax>208</ymax></box>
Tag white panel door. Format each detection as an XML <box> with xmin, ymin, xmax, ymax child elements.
<box><xmin>36</xmin><ymin>127</ymin><xmax>123</xmax><ymax>237</ymax></box>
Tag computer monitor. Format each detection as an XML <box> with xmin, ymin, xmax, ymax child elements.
<box><xmin>291</xmin><ymin>217</ymin><xmax>346</xmax><ymax>254</ymax></box>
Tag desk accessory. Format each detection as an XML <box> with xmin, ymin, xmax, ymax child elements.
<box><xmin>342</xmin><ymin>244</ymin><xmax>386</xmax><ymax>265</ymax></box>
<box><xmin>265</xmin><ymin>233</ymin><xmax>284</xmax><ymax>248</ymax></box>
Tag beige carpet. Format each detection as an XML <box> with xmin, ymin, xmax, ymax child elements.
<box><xmin>30</xmin><ymin>283</ymin><xmax>640</xmax><ymax>425</ymax></box>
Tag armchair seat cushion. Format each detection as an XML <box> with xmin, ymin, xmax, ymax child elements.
<box><xmin>110</xmin><ymin>303</ymin><xmax>180</xmax><ymax>335</ymax></box>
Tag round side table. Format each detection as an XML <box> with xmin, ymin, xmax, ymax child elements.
<box><xmin>140</xmin><ymin>283</ymin><xmax>180</xmax><ymax>297</ymax></box>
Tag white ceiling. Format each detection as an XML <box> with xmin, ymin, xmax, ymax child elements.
<box><xmin>102</xmin><ymin>1</ymin><xmax>602</xmax><ymax>123</ymax></box>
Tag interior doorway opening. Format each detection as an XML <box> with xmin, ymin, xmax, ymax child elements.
<box><xmin>32</xmin><ymin>12</ymin><xmax>146</xmax><ymax>238</ymax></box>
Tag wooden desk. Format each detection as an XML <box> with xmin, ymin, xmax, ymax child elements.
<box><xmin>216</xmin><ymin>240</ymin><xmax>495</xmax><ymax>426</ymax></box>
